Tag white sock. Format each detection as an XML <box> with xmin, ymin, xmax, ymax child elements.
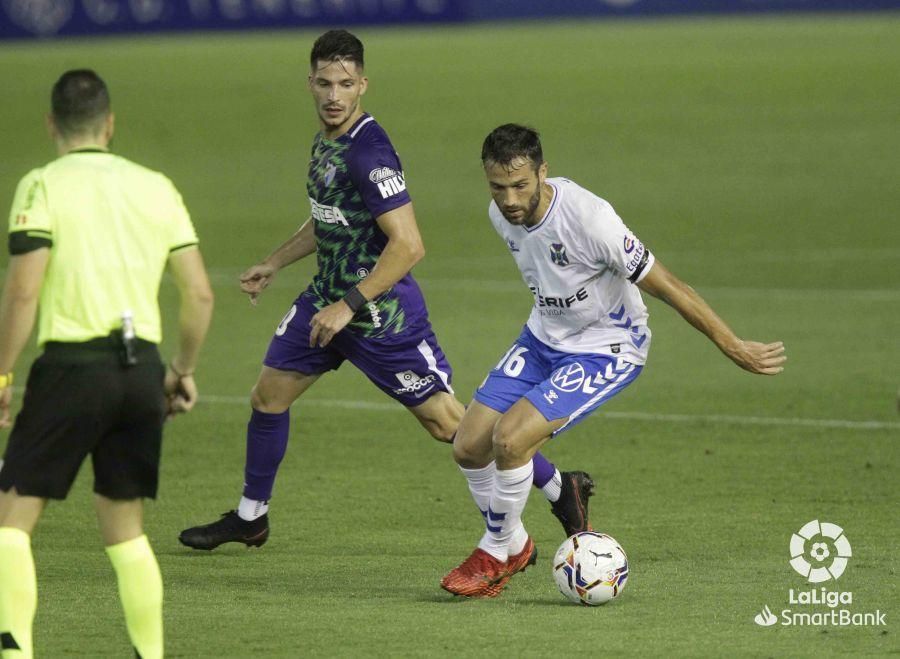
<box><xmin>478</xmin><ymin>462</ymin><xmax>533</xmax><ymax>562</ymax></box>
<box><xmin>542</xmin><ymin>469</ymin><xmax>562</xmax><ymax>502</ymax></box>
<box><xmin>237</xmin><ymin>496</ymin><xmax>268</xmax><ymax>521</ymax></box>
<box><xmin>459</xmin><ymin>462</ymin><xmax>496</xmax><ymax>520</ymax></box>
<box><xmin>508</xmin><ymin>523</ymin><xmax>528</xmax><ymax>557</ymax></box>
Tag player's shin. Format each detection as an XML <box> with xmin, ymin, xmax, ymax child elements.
<box><xmin>106</xmin><ymin>535</ymin><xmax>163</xmax><ymax>659</ymax></box>
<box><xmin>459</xmin><ymin>462</ymin><xmax>496</xmax><ymax>520</ymax></box>
<box><xmin>478</xmin><ymin>462</ymin><xmax>534</xmax><ymax>561</ymax></box>
<box><xmin>241</xmin><ymin>409</ymin><xmax>290</xmax><ymax>519</ymax></box>
<box><xmin>0</xmin><ymin>527</ymin><xmax>36</xmax><ymax>659</ymax></box>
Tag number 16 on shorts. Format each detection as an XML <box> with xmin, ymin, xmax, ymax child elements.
<box><xmin>495</xmin><ymin>344</ymin><xmax>529</xmax><ymax>377</ymax></box>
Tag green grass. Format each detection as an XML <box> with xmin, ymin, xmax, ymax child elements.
<box><xmin>2</xmin><ymin>13</ymin><xmax>899</xmax><ymax>657</ymax></box>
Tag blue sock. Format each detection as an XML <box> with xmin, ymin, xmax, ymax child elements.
<box><xmin>243</xmin><ymin>409</ymin><xmax>290</xmax><ymax>501</ymax></box>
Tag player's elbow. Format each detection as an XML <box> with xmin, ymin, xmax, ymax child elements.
<box><xmin>407</xmin><ymin>238</ymin><xmax>425</xmax><ymax>266</ymax></box>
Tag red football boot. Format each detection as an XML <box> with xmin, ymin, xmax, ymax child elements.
<box><xmin>440</xmin><ymin>547</ymin><xmax>507</xmax><ymax>598</ymax></box>
<box><xmin>490</xmin><ymin>536</ymin><xmax>537</xmax><ymax>593</ymax></box>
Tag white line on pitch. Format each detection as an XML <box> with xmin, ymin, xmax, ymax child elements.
<box><xmin>193</xmin><ymin>271</ymin><xmax>900</xmax><ymax>300</ymax></box>
<box><xmin>200</xmin><ymin>394</ymin><xmax>899</xmax><ymax>431</ymax></box>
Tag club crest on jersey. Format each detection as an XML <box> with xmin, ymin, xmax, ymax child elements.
<box><xmin>549</xmin><ymin>242</ymin><xmax>570</xmax><ymax>266</ymax></box>
<box><xmin>324</xmin><ymin>163</ymin><xmax>337</xmax><ymax>186</ymax></box>
<box><xmin>369</xmin><ymin>166</ymin><xmax>406</xmax><ymax>199</ymax></box>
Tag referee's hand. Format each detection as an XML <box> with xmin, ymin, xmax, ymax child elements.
<box><xmin>165</xmin><ymin>366</ymin><xmax>198</xmax><ymax>419</ymax></box>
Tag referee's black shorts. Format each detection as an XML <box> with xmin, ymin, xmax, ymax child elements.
<box><xmin>0</xmin><ymin>338</ymin><xmax>166</xmax><ymax>500</ymax></box>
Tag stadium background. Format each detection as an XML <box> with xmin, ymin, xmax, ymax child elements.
<box><xmin>1</xmin><ymin>1</ymin><xmax>898</xmax><ymax>656</ymax></box>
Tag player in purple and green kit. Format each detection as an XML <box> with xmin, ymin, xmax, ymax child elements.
<box><xmin>179</xmin><ymin>30</ymin><xmax>593</xmax><ymax>550</ymax></box>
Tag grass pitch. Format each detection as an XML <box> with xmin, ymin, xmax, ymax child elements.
<box><xmin>1</xmin><ymin>13</ymin><xmax>898</xmax><ymax>657</ymax></box>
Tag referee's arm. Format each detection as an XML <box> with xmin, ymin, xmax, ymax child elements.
<box><xmin>0</xmin><ymin>248</ymin><xmax>49</xmax><ymax>427</ymax></box>
<box><xmin>165</xmin><ymin>247</ymin><xmax>214</xmax><ymax>414</ymax></box>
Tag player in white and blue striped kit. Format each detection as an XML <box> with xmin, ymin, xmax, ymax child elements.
<box><xmin>441</xmin><ymin>124</ymin><xmax>786</xmax><ymax>598</ymax></box>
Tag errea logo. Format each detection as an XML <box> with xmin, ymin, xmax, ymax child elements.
<box><xmin>369</xmin><ymin>167</ymin><xmax>406</xmax><ymax>199</ymax></box>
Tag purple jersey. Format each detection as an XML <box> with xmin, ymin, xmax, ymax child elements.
<box><xmin>305</xmin><ymin>113</ymin><xmax>428</xmax><ymax>337</ymax></box>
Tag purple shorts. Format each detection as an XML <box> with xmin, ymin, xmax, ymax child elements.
<box><xmin>264</xmin><ymin>294</ymin><xmax>454</xmax><ymax>407</ymax></box>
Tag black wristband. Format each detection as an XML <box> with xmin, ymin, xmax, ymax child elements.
<box><xmin>170</xmin><ymin>361</ymin><xmax>194</xmax><ymax>378</ymax></box>
<box><xmin>342</xmin><ymin>286</ymin><xmax>368</xmax><ymax>313</ymax></box>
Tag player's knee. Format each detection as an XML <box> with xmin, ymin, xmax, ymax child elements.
<box><xmin>452</xmin><ymin>435</ymin><xmax>486</xmax><ymax>467</ymax></box>
<box><xmin>250</xmin><ymin>385</ymin><xmax>290</xmax><ymax>414</ymax></box>
<box><xmin>491</xmin><ymin>418</ymin><xmax>528</xmax><ymax>464</ymax></box>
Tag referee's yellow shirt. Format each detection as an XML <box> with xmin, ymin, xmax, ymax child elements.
<box><xmin>6</xmin><ymin>148</ymin><xmax>198</xmax><ymax>346</ymax></box>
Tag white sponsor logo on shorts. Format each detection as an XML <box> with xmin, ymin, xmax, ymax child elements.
<box><xmin>393</xmin><ymin>370</ymin><xmax>436</xmax><ymax>395</ymax></box>
<box><xmin>551</xmin><ymin>363</ymin><xmax>586</xmax><ymax>392</ymax></box>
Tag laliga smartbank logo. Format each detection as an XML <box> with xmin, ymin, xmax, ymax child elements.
<box><xmin>753</xmin><ymin>520</ymin><xmax>886</xmax><ymax>628</ymax></box>
<box><xmin>789</xmin><ymin>519</ymin><xmax>851</xmax><ymax>583</ymax></box>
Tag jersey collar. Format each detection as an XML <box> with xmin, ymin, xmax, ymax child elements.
<box><xmin>347</xmin><ymin>113</ymin><xmax>374</xmax><ymax>140</ymax></box>
<box><xmin>524</xmin><ymin>180</ymin><xmax>560</xmax><ymax>233</ymax></box>
<box><xmin>67</xmin><ymin>146</ymin><xmax>109</xmax><ymax>154</ymax></box>
<box><xmin>325</xmin><ymin>113</ymin><xmax>373</xmax><ymax>144</ymax></box>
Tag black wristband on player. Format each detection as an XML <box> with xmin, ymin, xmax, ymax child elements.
<box><xmin>342</xmin><ymin>286</ymin><xmax>368</xmax><ymax>313</ymax></box>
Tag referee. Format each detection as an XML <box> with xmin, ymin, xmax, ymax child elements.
<box><xmin>0</xmin><ymin>70</ymin><xmax>213</xmax><ymax>659</ymax></box>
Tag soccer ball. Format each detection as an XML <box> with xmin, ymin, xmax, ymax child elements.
<box><xmin>552</xmin><ymin>532</ymin><xmax>629</xmax><ymax>606</ymax></box>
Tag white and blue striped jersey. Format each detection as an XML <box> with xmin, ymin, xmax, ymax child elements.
<box><xmin>488</xmin><ymin>177</ymin><xmax>654</xmax><ymax>364</ymax></box>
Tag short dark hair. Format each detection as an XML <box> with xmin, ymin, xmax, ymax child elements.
<box><xmin>481</xmin><ymin>124</ymin><xmax>544</xmax><ymax>170</ymax></box>
<box><xmin>310</xmin><ymin>29</ymin><xmax>364</xmax><ymax>70</ymax></box>
<box><xmin>51</xmin><ymin>69</ymin><xmax>110</xmax><ymax>137</ymax></box>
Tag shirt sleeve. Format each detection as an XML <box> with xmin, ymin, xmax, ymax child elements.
<box><xmin>7</xmin><ymin>170</ymin><xmax>53</xmax><ymax>255</ymax></box>
<box><xmin>347</xmin><ymin>138</ymin><xmax>412</xmax><ymax>219</ymax></box>
<box><xmin>581</xmin><ymin>199</ymin><xmax>654</xmax><ymax>284</ymax></box>
<box><xmin>162</xmin><ymin>177</ymin><xmax>199</xmax><ymax>253</ymax></box>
